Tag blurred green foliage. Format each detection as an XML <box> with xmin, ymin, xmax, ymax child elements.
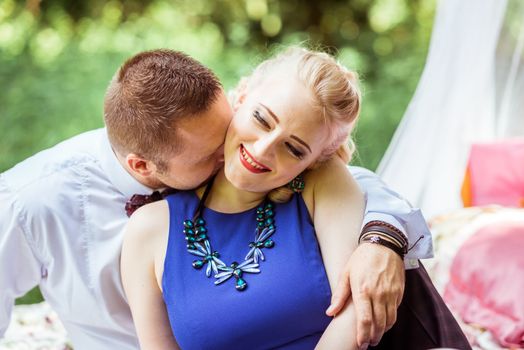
<box><xmin>1</xmin><ymin>0</ymin><xmax>435</xmax><ymax>171</ymax></box>
<box><xmin>1</xmin><ymin>0</ymin><xmax>435</xmax><ymax>304</ymax></box>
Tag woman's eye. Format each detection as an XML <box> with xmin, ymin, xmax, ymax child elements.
<box><xmin>285</xmin><ymin>142</ymin><xmax>304</xmax><ymax>159</ymax></box>
<box><xmin>253</xmin><ymin>110</ymin><xmax>270</xmax><ymax>128</ymax></box>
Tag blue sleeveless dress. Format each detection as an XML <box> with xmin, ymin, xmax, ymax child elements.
<box><xmin>162</xmin><ymin>191</ymin><xmax>332</xmax><ymax>349</ymax></box>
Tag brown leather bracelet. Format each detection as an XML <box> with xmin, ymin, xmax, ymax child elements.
<box><xmin>360</xmin><ymin>231</ymin><xmax>403</xmax><ymax>248</ymax></box>
<box><xmin>362</xmin><ymin>220</ymin><xmax>408</xmax><ymax>243</ymax></box>
<box><xmin>361</xmin><ymin>225</ymin><xmax>408</xmax><ymax>248</ymax></box>
<box><xmin>360</xmin><ymin>221</ymin><xmax>408</xmax><ymax>256</ymax></box>
<box><xmin>360</xmin><ymin>235</ymin><xmax>406</xmax><ymax>259</ymax></box>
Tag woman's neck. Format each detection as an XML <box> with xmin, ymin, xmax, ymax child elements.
<box><xmin>197</xmin><ymin>169</ymin><xmax>268</xmax><ymax>214</ymax></box>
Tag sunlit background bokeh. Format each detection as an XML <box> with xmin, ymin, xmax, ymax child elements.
<box><xmin>0</xmin><ymin>0</ymin><xmax>435</xmax><ymax>172</ymax></box>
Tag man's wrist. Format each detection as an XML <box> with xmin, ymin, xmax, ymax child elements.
<box><xmin>359</xmin><ymin>220</ymin><xmax>408</xmax><ymax>259</ymax></box>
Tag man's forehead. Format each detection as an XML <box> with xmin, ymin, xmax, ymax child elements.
<box><xmin>175</xmin><ymin>119</ymin><xmax>225</xmax><ymax>154</ymax></box>
<box><xmin>173</xmin><ymin>92</ymin><xmax>230</xmax><ymax>152</ymax></box>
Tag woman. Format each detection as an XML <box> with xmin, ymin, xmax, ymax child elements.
<box><xmin>121</xmin><ymin>47</ymin><xmax>469</xmax><ymax>350</ymax></box>
<box><xmin>121</xmin><ymin>46</ymin><xmax>363</xmax><ymax>349</ymax></box>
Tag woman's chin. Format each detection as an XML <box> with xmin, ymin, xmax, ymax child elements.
<box><xmin>225</xmin><ymin>163</ymin><xmax>280</xmax><ymax>194</ymax></box>
<box><xmin>229</xmin><ymin>177</ymin><xmax>258</xmax><ymax>192</ymax></box>
<box><xmin>225</xmin><ymin>174</ymin><xmax>264</xmax><ymax>193</ymax></box>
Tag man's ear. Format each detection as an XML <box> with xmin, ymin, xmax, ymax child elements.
<box><xmin>126</xmin><ymin>153</ymin><xmax>156</xmax><ymax>177</ymax></box>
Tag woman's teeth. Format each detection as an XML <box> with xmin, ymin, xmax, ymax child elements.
<box><xmin>241</xmin><ymin>147</ymin><xmax>267</xmax><ymax>170</ymax></box>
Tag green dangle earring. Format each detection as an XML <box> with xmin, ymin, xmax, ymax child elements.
<box><xmin>287</xmin><ymin>174</ymin><xmax>305</xmax><ymax>193</ymax></box>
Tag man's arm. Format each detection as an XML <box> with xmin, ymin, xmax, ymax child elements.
<box><xmin>0</xmin><ymin>174</ymin><xmax>43</xmax><ymax>336</ymax></box>
<box><xmin>350</xmin><ymin>166</ymin><xmax>433</xmax><ymax>264</ymax></box>
<box><xmin>326</xmin><ymin>166</ymin><xmax>433</xmax><ymax>347</ymax></box>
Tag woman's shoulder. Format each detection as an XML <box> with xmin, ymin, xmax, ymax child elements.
<box><xmin>126</xmin><ymin>200</ymin><xmax>170</xmax><ymax>239</ymax></box>
<box><xmin>123</xmin><ymin>200</ymin><xmax>171</xmax><ymax>289</ymax></box>
<box><xmin>123</xmin><ymin>200</ymin><xmax>170</xmax><ymax>260</ymax></box>
<box><xmin>302</xmin><ymin>157</ymin><xmax>363</xmax><ymax>218</ymax></box>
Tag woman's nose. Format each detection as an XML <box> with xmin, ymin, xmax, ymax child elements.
<box><xmin>253</xmin><ymin>134</ymin><xmax>278</xmax><ymax>160</ymax></box>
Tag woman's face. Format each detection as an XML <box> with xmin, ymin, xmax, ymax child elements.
<box><xmin>224</xmin><ymin>75</ymin><xmax>331</xmax><ymax>193</ymax></box>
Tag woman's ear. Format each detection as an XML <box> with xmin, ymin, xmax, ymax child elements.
<box><xmin>232</xmin><ymin>77</ymin><xmax>248</xmax><ymax>112</ymax></box>
<box><xmin>306</xmin><ymin>160</ymin><xmax>322</xmax><ymax>171</ymax></box>
<box><xmin>306</xmin><ymin>153</ymin><xmax>329</xmax><ymax>171</ymax></box>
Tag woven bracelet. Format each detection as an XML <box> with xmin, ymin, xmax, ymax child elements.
<box><xmin>361</xmin><ymin>221</ymin><xmax>408</xmax><ymax>245</ymax></box>
<box><xmin>360</xmin><ymin>235</ymin><xmax>406</xmax><ymax>259</ymax></box>
<box><xmin>360</xmin><ymin>225</ymin><xmax>408</xmax><ymax>248</ymax></box>
<box><xmin>362</xmin><ymin>221</ymin><xmax>408</xmax><ymax>242</ymax></box>
<box><xmin>360</xmin><ymin>231</ymin><xmax>402</xmax><ymax>248</ymax></box>
<box><xmin>359</xmin><ymin>221</ymin><xmax>408</xmax><ymax>257</ymax></box>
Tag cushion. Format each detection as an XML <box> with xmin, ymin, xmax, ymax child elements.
<box><xmin>461</xmin><ymin>139</ymin><xmax>524</xmax><ymax>207</ymax></box>
<box><xmin>444</xmin><ymin>220</ymin><xmax>524</xmax><ymax>347</ymax></box>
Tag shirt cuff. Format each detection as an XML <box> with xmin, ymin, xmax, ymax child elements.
<box><xmin>362</xmin><ymin>212</ymin><xmax>422</xmax><ymax>270</ymax></box>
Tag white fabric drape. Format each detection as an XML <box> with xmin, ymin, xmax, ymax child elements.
<box><xmin>496</xmin><ymin>0</ymin><xmax>524</xmax><ymax>137</ymax></box>
<box><xmin>377</xmin><ymin>0</ymin><xmax>524</xmax><ymax>218</ymax></box>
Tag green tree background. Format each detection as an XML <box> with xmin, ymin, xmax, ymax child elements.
<box><xmin>1</xmin><ymin>0</ymin><xmax>435</xmax><ymax>304</ymax></box>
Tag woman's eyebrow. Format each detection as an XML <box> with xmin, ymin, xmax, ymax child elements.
<box><xmin>260</xmin><ymin>103</ymin><xmax>312</xmax><ymax>153</ymax></box>
<box><xmin>260</xmin><ymin>103</ymin><xmax>280</xmax><ymax>123</ymax></box>
<box><xmin>290</xmin><ymin>136</ymin><xmax>312</xmax><ymax>153</ymax></box>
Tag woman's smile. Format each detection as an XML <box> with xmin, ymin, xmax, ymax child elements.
<box><xmin>239</xmin><ymin>144</ymin><xmax>271</xmax><ymax>173</ymax></box>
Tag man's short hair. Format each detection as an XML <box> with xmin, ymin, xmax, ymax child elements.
<box><xmin>104</xmin><ymin>49</ymin><xmax>222</xmax><ymax>168</ymax></box>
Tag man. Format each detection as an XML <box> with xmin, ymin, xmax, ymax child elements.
<box><xmin>0</xmin><ymin>49</ymin><xmax>432</xmax><ymax>349</ymax></box>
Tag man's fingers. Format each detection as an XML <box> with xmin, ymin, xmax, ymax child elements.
<box><xmin>369</xmin><ymin>301</ymin><xmax>387</xmax><ymax>346</ymax></box>
<box><xmin>354</xmin><ymin>294</ymin><xmax>373</xmax><ymax>348</ymax></box>
<box><xmin>385</xmin><ymin>302</ymin><xmax>397</xmax><ymax>332</ymax></box>
<box><xmin>326</xmin><ymin>267</ymin><xmax>351</xmax><ymax>316</ymax></box>
<box><xmin>396</xmin><ymin>284</ymin><xmax>405</xmax><ymax>307</ymax></box>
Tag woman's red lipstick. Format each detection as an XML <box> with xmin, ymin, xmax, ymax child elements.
<box><xmin>239</xmin><ymin>145</ymin><xmax>271</xmax><ymax>173</ymax></box>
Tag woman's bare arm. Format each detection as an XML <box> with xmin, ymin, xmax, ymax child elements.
<box><xmin>303</xmin><ymin>157</ymin><xmax>365</xmax><ymax>350</ymax></box>
<box><xmin>120</xmin><ymin>201</ymin><xmax>180</xmax><ymax>350</ymax></box>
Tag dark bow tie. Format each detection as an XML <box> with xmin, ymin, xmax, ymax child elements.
<box><xmin>125</xmin><ymin>188</ymin><xmax>177</xmax><ymax>217</ymax></box>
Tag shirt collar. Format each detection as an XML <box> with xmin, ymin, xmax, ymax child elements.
<box><xmin>97</xmin><ymin>128</ymin><xmax>153</xmax><ymax>199</ymax></box>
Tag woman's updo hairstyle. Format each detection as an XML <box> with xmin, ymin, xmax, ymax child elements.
<box><xmin>233</xmin><ymin>46</ymin><xmax>362</xmax><ymax>202</ymax></box>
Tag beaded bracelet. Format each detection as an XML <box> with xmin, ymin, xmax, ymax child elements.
<box><xmin>360</xmin><ymin>234</ymin><xmax>406</xmax><ymax>259</ymax></box>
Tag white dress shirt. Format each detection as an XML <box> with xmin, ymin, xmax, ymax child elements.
<box><xmin>0</xmin><ymin>128</ymin><xmax>432</xmax><ymax>349</ymax></box>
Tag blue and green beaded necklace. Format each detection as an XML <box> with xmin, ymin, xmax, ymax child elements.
<box><xmin>182</xmin><ymin>176</ymin><xmax>276</xmax><ymax>291</ymax></box>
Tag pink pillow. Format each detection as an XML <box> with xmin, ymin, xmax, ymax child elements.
<box><xmin>464</xmin><ymin>140</ymin><xmax>524</xmax><ymax>207</ymax></box>
<box><xmin>444</xmin><ymin>221</ymin><xmax>524</xmax><ymax>347</ymax></box>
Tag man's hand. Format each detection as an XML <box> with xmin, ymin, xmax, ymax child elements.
<box><xmin>325</xmin><ymin>243</ymin><xmax>405</xmax><ymax>349</ymax></box>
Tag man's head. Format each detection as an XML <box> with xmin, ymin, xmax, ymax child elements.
<box><xmin>104</xmin><ymin>49</ymin><xmax>233</xmax><ymax>190</ymax></box>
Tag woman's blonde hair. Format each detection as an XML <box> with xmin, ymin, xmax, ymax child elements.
<box><xmin>233</xmin><ymin>46</ymin><xmax>361</xmax><ymax>202</ymax></box>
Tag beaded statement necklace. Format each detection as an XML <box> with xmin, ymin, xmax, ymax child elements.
<box><xmin>183</xmin><ymin>176</ymin><xmax>276</xmax><ymax>291</ymax></box>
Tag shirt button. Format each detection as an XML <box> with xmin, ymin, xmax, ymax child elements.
<box><xmin>409</xmin><ymin>259</ymin><xmax>418</xmax><ymax>267</ymax></box>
